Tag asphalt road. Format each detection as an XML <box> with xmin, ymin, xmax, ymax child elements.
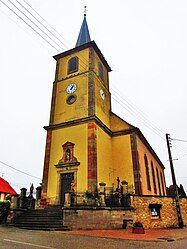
<box><xmin>0</xmin><ymin>226</ymin><xmax>187</xmax><ymax>249</ymax></box>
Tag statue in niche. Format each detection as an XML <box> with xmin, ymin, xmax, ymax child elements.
<box><xmin>57</xmin><ymin>141</ymin><xmax>80</xmax><ymax>166</ymax></box>
<box><xmin>65</xmin><ymin>148</ymin><xmax>71</xmax><ymax>162</ymax></box>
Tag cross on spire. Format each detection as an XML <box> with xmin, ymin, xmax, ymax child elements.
<box><xmin>84</xmin><ymin>6</ymin><xmax>87</xmax><ymax>16</ymax></box>
<box><xmin>75</xmin><ymin>7</ymin><xmax>91</xmax><ymax>47</ymax></box>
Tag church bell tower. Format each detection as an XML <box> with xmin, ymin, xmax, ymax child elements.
<box><xmin>42</xmin><ymin>12</ymin><xmax>112</xmax><ymax>205</ymax></box>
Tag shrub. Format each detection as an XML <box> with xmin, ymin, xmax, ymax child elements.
<box><xmin>0</xmin><ymin>200</ymin><xmax>11</xmax><ymax>224</ymax></box>
<box><xmin>84</xmin><ymin>190</ymin><xmax>95</xmax><ymax>199</ymax></box>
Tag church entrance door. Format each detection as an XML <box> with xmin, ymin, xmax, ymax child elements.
<box><xmin>60</xmin><ymin>173</ymin><xmax>74</xmax><ymax>205</ymax></box>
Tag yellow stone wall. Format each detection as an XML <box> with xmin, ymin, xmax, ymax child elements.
<box><xmin>95</xmin><ymin>76</ymin><xmax>111</xmax><ymax>128</ymax></box>
<box><xmin>110</xmin><ymin>113</ymin><xmax>133</xmax><ymax>132</ymax></box>
<box><xmin>136</xmin><ymin>136</ymin><xmax>166</xmax><ymax>195</ymax></box>
<box><xmin>93</xmin><ymin>51</ymin><xmax>111</xmax><ymax>128</ymax></box>
<box><xmin>97</xmin><ymin>127</ymin><xmax>113</xmax><ymax>186</ymax></box>
<box><xmin>52</xmin><ymin>49</ymin><xmax>90</xmax><ymax>125</ymax></box>
<box><xmin>112</xmin><ymin>135</ymin><xmax>134</xmax><ymax>190</ymax></box>
<box><xmin>53</xmin><ymin>77</ymin><xmax>88</xmax><ymax>124</ymax></box>
<box><xmin>93</xmin><ymin>51</ymin><xmax>109</xmax><ymax>88</ymax></box>
<box><xmin>47</xmin><ymin>124</ymin><xmax>88</xmax><ymax>203</ymax></box>
<box><xmin>57</xmin><ymin>49</ymin><xmax>89</xmax><ymax>81</ymax></box>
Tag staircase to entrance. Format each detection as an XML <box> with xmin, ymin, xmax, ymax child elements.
<box><xmin>12</xmin><ymin>205</ymin><xmax>69</xmax><ymax>231</ymax></box>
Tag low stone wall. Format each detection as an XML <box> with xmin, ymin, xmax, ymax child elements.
<box><xmin>63</xmin><ymin>196</ymin><xmax>187</xmax><ymax>230</ymax></box>
<box><xmin>63</xmin><ymin>207</ymin><xmax>133</xmax><ymax>230</ymax></box>
<box><xmin>131</xmin><ymin>195</ymin><xmax>187</xmax><ymax>229</ymax></box>
<box><xmin>181</xmin><ymin>198</ymin><xmax>187</xmax><ymax>225</ymax></box>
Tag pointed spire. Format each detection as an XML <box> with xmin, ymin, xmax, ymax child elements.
<box><xmin>75</xmin><ymin>6</ymin><xmax>91</xmax><ymax>47</ymax></box>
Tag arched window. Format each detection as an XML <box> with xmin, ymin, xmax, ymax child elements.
<box><xmin>67</xmin><ymin>57</ymin><xmax>78</xmax><ymax>74</ymax></box>
<box><xmin>151</xmin><ymin>161</ymin><xmax>157</xmax><ymax>194</ymax></box>
<box><xmin>98</xmin><ymin>62</ymin><xmax>104</xmax><ymax>81</ymax></box>
<box><xmin>144</xmin><ymin>154</ymin><xmax>151</xmax><ymax>191</ymax></box>
<box><xmin>156</xmin><ymin>168</ymin><xmax>162</xmax><ymax>195</ymax></box>
<box><xmin>160</xmin><ymin>172</ymin><xmax>165</xmax><ymax>196</ymax></box>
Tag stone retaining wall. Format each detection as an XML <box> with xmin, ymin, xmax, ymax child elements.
<box><xmin>63</xmin><ymin>208</ymin><xmax>133</xmax><ymax>230</ymax></box>
<box><xmin>62</xmin><ymin>196</ymin><xmax>187</xmax><ymax>230</ymax></box>
<box><xmin>131</xmin><ymin>195</ymin><xmax>187</xmax><ymax>228</ymax></box>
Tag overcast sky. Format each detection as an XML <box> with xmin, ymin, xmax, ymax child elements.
<box><xmin>0</xmin><ymin>0</ymin><xmax>187</xmax><ymax>194</ymax></box>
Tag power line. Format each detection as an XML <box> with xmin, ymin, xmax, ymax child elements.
<box><xmin>0</xmin><ymin>160</ymin><xmax>41</xmax><ymax>180</ymax></box>
<box><xmin>14</xmin><ymin>0</ymin><xmax>89</xmax><ymax>68</ymax></box>
<box><xmin>171</xmin><ymin>138</ymin><xmax>187</xmax><ymax>143</ymax></box>
<box><xmin>7</xmin><ymin>0</ymin><xmax>63</xmax><ymax>50</ymax></box>
<box><xmin>111</xmin><ymin>94</ymin><xmax>166</xmax><ymax>141</ymax></box>
<box><xmin>1</xmin><ymin>0</ymin><xmax>186</xmax><ymax>157</ymax></box>
<box><xmin>0</xmin><ymin>0</ymin><xmax>88</xmax><ymax>71</ymax></box>
<box><xmin>22</xmin><ymin>0</ymin><xmax>70</xmax><ymax>48</ymax></box>
<box><xmin>0</xmin><ymin>0</ymin><xmax>60</xmax><ymax>51</ymax></box>
<box><xmin>168</xmin><ymin>139</ymin><xmax>186</xmax><ymax>155</ymax></box>
<box><xmin>0</xmin><ymin>4</ymin><xmax>54</xmax><ymax>55</ymax></box>
<box><xmin>111</xmin><ymin>85</ymin><xmax>167</xmax><ymax>135</ymax></box>
<box><xmin>15</xmin><ymin>0</ymin><xmax>67</xmax><ymax>50</ymax></box>
<box><xmin>111</xmin><ymin>90</ymin><xmax>185</xmax><ymax>155</ymax></box>
<box><xmin>111</xmin><ymin>88</ymin><xmax>166</xmax><ymax>137</ymax></box>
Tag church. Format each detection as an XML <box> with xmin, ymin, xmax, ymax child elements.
<box><xmin>41</xmin><ymin>13</ymin><xmax>166</xmax><ymax>206</ymax></box>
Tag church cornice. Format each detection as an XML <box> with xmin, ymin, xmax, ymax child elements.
<box><xmin>44</xmin><ymin>114</ymin><xmax>165</xmax><ymax>170</ymax></box>
<box><xmin>53</xmin><ymin>41</ymin><xmax>112</xmax><ymax>72</ymax></box>
<box><xmin>112</xmin><ymin>128</ymin><xmax>138</xmax><ymax>137</ymax></box>
<box><xmin>44</xmin><ymin>115</ymin><xmax>112</xmax><ymax>136</ymax></box>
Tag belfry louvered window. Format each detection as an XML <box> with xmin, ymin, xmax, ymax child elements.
<box><xmin>68</xmin><ymin>57</ymin><xmax>78</xmax><ymax>74</ymax></box>
<box><xmin>98</xmin><ymin>62</ymin><xmax>104</xmax><ymax>81</ymax></box>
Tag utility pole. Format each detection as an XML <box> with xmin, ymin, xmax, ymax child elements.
<box><xmin>166</xmin><ymin>133</ymin><xmax>184</xmax><ymax>228</ymax></box>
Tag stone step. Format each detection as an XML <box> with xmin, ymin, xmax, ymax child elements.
<box><xmin>14</xmin><ymin>226</ymin><xmax>70</xmax><ymax>231</ymax></box>
<box><xmin>15</xmin><ymin>216</ymin><xmax>63</xmax><ymax>221</ymax></box>
<box><xmin>14</xmin><ymin>220</ymin><xmax>63</xmax><ymax>225</ymax></box>
<box><xmin>24</xmin><ymin>210</ymin><xmax>62</xmax><ymax>215</ymax></box>
<box><xmin>12</xmin><ymin>206</ymin><xmax>68</xmax><ymax>231</ymax></box>
<box><xmin>16</xmin><ymin>214</ymin><xmax>62</xmax><ymax>218</ymax></box>
<box><xmin>14</xmin><ymin>222</ymin><xmax>63</xmax><ymax>227</ymax></box>
<box><xmin>13</xmin><ymin>224</ymin><xmax>70</xmax><ymax>231</ymax></box>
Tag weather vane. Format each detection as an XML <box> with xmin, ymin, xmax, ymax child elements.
<box><xmin>84</xmin><ymin>6</ymin><xmax>87</xmax><ymax>16</ymax></box>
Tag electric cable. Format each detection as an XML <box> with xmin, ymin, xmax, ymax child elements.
<box><xmin>15</xmin><ymin>0</ymin><xmax>68</xmax><ymax>50</ymax></box>
<box><xmin>22</xmin><ymin>0</ymin><xmax>70</xmax><ymax>47</ymax></box>
<box><xmin>1</xmin><ymin>0</ymin><xmax>186</xmax><ymax>163</ymax></box>
<box><xmin>1</xmin><ymin>0</ymin><xmax>185</xmax><ymax>153</ymax></box>
<box><xmin>7</xmin><ymin>0</ymin><xmax>62</xmax><ymax>51</ymax></box>
<box><xmin>0</xmin><ymin>160</ymin><xmax>42</xmax><ymax>180</ymax></box>
<box><xmin>0</xmin><ymin>0</ymin><xmax>60</xmax><ymax>51</ymax></box>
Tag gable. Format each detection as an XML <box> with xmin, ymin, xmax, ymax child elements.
<box><xmin>110</xmin><ymin>112</ymin><xmax>135</xmax><ymax>132</ymax></box>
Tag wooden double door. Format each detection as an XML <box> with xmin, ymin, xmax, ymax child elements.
<box><xmin>60</xmin><ymin>173</ymin><xmax>74</xmax><ymax>205</ymax></box>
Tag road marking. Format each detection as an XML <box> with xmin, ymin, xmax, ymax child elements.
<box><xmin>3</xmin><ymin>239</ymin><xmax>56</xmax><ymax>249</ymax></box>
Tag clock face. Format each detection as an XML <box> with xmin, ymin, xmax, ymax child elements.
<box><xmin>100</xmin><ymin>89</ymin><xmax>105</xmax><ymax>100</ymax></box>
<box><xmin>66</xmin><ymin>83</ymin><xmax>77</xmax><ymax>94</ymax></box>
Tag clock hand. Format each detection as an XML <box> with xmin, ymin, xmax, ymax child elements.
<box><xmin>70</xmin><ymin>85</ymin><xmax>74</xmax><ymax>90</ymax></box>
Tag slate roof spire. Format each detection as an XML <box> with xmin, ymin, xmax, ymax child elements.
<box><xmin>75</xmin><ymin>7</ymin><xmax>91</xmax><ymax>47</ymax></box>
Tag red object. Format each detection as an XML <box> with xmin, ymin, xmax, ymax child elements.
<box><xmin>0</xmin><ymin>177</ymin><xmax>17</xmax><ymax>195</ymax></box>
